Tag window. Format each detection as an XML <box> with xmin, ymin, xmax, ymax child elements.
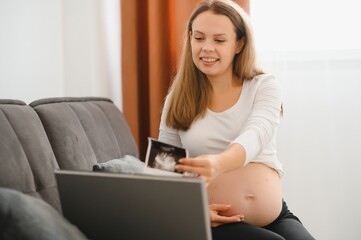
<box><xmin>251</xmin><ymin>0</ymin><xmax>361</xmax><ymax>51</ymax></box>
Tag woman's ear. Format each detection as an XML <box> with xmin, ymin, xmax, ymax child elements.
<box><xmin>236</xmin><ymin>37</ymin><xmax>245</xmax><ymax>54</ymax></box>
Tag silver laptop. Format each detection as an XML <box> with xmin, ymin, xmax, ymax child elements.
<box><xmin>55</xmin><ymin>170</ymin><xmax>212</xmax><ymax>240</ymax></box>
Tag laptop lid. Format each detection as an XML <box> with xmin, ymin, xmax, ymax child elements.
<box><xmin>55</xmin><ymin>170</ymin><xmax>212</xmax><ymax>240</ymax></box>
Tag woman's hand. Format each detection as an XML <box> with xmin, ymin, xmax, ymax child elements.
<box><xmin>209</xmin><ymin>204</ymin><xmax>244</xmax><ymax>227</ymax></box>
<box><xmin>175</xmin><ymin>154</ymin><xmax>221</xmax><ymax>183</ymax></box>
<box><xmin>175</xmin><ymin>144</ymin><xmax>246</xmax><ymax>184</ymax></box>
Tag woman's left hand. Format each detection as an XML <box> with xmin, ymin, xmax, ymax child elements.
<box><xmin>175</xmin><ymin>154</ymin><xmax>221</xmax><ymax>184</ymax></box>
<box><xmin>209</xmin><ymin>204</ymin><xmax>244</xmax><ymax>227</ymax></box>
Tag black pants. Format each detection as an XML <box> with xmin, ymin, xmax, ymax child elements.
<box><xmin>211</xmin><ymin>200</ymin><xmax>315</xmax><ymax>240</ymax></box>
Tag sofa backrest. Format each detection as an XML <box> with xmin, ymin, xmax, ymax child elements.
<box><xmin>1</xmin><ymin>97</ymin><xmax>139</xmax><ymax>213</ymax></box>
<box><xmin>0</xmin><ymin>99</ymin><xmax>61</xmax><ymax>211</ymax></box>
<box><xmin>30</xmin><ymin>97</ymin><xmax>139</xmax><ymax>171</ymax></box>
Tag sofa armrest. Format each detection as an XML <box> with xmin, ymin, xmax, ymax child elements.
<box><xmin>0</xmin><ymin>187</ymin><xmax>87</xmax><ymax>240</ymax></box>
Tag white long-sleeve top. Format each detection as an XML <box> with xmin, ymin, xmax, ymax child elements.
<box><xmin>158</xmin><ymin>73</ymin><xmax>284</xmax><ymax>176</ymax></box>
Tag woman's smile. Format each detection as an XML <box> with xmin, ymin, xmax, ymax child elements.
<box><xmin>201</xmin><ymin>57</ymin><xmax>220</xmax><ymax>65</ymax></box>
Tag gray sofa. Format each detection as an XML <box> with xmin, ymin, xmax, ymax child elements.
<box><xmin>0</xmin><ymin>97</ymin><xmax>139</xmax><ymax>239</ymax></box>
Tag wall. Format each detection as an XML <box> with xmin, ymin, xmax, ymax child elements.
<box><xmin>0</xmin><ymin>0</ymin><xmax>121</xmax><ymax>109</ymax></box>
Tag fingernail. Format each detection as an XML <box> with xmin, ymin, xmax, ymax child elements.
<box><xmin>179</xmin><ymin>159</ymin><xmax>183</xmax><ymax>163</ymax></box>
<box><xmin>226</xmin><ymin>205</ymin><xmax>231</xmax><ymax>208</ymax></box>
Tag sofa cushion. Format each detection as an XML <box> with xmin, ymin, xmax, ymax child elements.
<box><xmin>30</xmin><ymin>97</ymin><xmax>139</xmax><ymax>171</ymax></box>
<box><xmin>0</xmin><ymin>187</ymin><xmax>87</xmax><ymax>240</ymax></box>
<box><xmin>0</xmin><ymin>100</ymin><xmax>61</xmax><ymax>212</ymax></box>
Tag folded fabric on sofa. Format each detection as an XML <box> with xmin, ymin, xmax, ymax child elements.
<box><xmin>93</xmin><ymin>155</ymin><xmax>145</xmax><ymax>174</ymax></box>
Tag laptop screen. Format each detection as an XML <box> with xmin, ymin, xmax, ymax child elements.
<box><xmin>55</xmin><ymin>170</ymin><xmax>212</xmax><ymax>240</ymax></box>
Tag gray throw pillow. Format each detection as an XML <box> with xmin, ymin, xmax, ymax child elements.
<box><xmin>0</xmin><ymin>187</ymin><xmax>88</xmax><ymax>240</ymax></box>
<box><xmin>93</xmin><ymin>155</ymin><xmax>145</xmax><ymax>174</ymax></box>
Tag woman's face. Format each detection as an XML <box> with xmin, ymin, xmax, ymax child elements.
<box><xmin>190</xmin><ymin>11</ymin><xmax>242</xmax><ymax>80</ymax></box>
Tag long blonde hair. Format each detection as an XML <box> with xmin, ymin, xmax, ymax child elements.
<box><xmin>166</xmin><ymin>0</ymin><xmax>264</xmax><ymax>130</ymax></box>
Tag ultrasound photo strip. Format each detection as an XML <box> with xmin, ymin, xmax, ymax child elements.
<box><xmin>145</xmin><ymin>138</ymin><xmax>188</xmax><ymax>174</ymax></box>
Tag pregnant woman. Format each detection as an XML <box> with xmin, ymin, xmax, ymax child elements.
<box><xmin>158</xmin><ymin>0</ymin><xmax>315</xmax><ymax>239</ymax></box>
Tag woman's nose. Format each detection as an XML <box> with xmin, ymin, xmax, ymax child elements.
<box><xmin>201</xmin><ymin>41</ymin><xmax>215</xmax><ymax>52</ymax></box>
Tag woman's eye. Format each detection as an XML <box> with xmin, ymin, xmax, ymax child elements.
<box><xmin>194</xmin><ymin>37</ymin><xmax>204</xmax><ymax>41</ymax></box>
<box><xmin>215</xmin><ymin>39</ymin><xmax>225</xmax><ymax>43</ymax></box>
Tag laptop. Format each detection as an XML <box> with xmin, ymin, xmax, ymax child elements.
<box><xmin>55</xmin><ymin>170</ymin><xmax>212</xmax><ymax>240</ymax></box>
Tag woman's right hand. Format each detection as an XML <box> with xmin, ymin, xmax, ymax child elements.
<box><xmin>209</xmin><ymin>204</ymin><xmax>244</xmax><ymax>227</ymax></box>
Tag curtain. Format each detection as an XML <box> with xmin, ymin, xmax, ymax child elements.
<box><xmin>121</xmin><ymin>0</ymin><xmax>250</xmax><ymax>159</ymax></box>
<box><xmin>251</xmin><ymin>2</ymin><xmax>361</xmax><ymax>239</ymax></box>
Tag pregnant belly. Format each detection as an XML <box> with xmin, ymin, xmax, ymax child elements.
<box><xmin>207</xmin><ymin>163</ymin><xmax>282</xmax><ymax>227</ymax></box>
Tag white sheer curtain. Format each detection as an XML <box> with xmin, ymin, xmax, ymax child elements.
<box><xmin>62</xmin><ymin>0</ymin><xmax>121</xmax><ymax>109</ymax></box>
<box><xmin>251</xmin><ymin>1</ymin><xmax>361</xmax><ymax>240</ymax></box>
<box><xmin>0</xmin><ymin>0</ymin><xmax>121</xmax><ymax>106</ymax></box>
